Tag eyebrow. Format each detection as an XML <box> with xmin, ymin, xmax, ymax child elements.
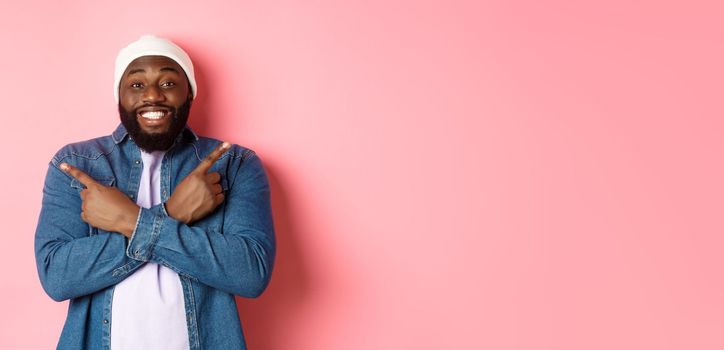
<box><xmin>126</xmin><ymin>66</ymin><xmax>181</xmax><ymax>76</ymax></box>
<box><xmin>160</xmin><ymin>67</ymin><xmax>181</xmax><ymax>74</ymax></box>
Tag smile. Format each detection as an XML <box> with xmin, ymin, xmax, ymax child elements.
<box><xmin>136</xmin><ymin>107</ymin><xmax>172</xmax><ymax>123</ymax></box>
<box><xmin>140</xmin><ymin>110</ymin><xmax>167</xmax><ymax>120</ymax></box>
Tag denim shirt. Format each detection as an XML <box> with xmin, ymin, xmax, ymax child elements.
<box><xmin>34</xmin><ymin>123</ymin><xmax>276</xmax><ymax>349</ymax></box>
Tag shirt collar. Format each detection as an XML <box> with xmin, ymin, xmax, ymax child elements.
<box><xmin>111</xmin><ymin>123</ymin><xmax>199</xmax><ymax>145</ymax></box>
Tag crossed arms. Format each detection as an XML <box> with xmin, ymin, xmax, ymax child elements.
<box><xmin>34</xmin><ymin>142</ymin><xmax>275</xmax><ymax>301</ymax></box>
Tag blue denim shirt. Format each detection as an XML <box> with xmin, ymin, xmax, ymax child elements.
<box><xmin>34</xmin><ymin>123</ymin><xmax>275</xmax><ymax>349</ymax></box>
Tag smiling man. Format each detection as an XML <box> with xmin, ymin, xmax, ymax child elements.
<box><xmin>34</xmin><ymin>35</ymin><xmax>275</xmax><ymax>350</ymax></box>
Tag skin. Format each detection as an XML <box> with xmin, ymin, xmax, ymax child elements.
<box><xmin>119</xmin><ymin>55</ymin><xmax>190</xmax><ymax>136</ymax></box>
<box><xmin>59</xmin><ymin>55</ymin><xmax>230</xmax><ymax>237</ymax></box>
<box><xmin>164</xmin><ymin>144</ymin><xmax>229</xmax><ymax>224</ymax></box>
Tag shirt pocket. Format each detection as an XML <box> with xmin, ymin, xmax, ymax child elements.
<box><xmin>70</xmin><ymin>176</ymin><xmax>117</xmax><ymax>236</ymax></box>
<box><xmin>70</xmin><ymin>176</ymin><xmax>116</xmax><ymax>190</ymax></box>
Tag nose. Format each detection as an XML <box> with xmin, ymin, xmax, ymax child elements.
<box><xmin>142</xmin><ymin>85</ymin><xmax>166</xmax><ymax>103</ymax></box>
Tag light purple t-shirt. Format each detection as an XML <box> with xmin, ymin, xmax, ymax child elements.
<box><xmin>110</xmin><ymin>150</ymin><xmax>189</xmax><ymax>349</ymax></box>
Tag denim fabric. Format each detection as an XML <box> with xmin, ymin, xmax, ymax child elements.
<box><xmin>34</xmin><ymin>123</ymin><xmax>276</xmax><ymax>349</ymax></box>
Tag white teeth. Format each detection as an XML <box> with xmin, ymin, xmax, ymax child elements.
<box><xmin>140</xmin><ymin>111</ymin><xmax>165</xmax><ymax>119</ymax></box>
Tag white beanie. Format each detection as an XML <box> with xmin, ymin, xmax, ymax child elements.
<box><xmin>114</xmin><ymin>34</ymin><xmax>197</xmax><ymax>103</ymax></box>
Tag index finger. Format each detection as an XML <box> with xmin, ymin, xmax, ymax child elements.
<box><xmin>195</xmin><ymin>142</ymin><xmax>230</xmax><ymax>173</ymax></box>
<box><xmin>60</xmin><ymin>163</ymin><xmax>99</xmax><ymax>188</ymax></box>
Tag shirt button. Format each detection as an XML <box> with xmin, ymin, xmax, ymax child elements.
<box><xmin>135</xmin><ymin>160</ymin><xmax>141</xmax><ymax>165</ymax></box>
<box><xmin>103</xmin><ymin>319</ymin><xmax>108</xmax><ymax>324</ymax></box>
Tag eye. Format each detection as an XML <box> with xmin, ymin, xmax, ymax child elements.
<box><xmin>161</xmin><ymin>81</ymin><xmax>176</xmax><ymax>88</ymax></box>
<box><xmin>130</xmin><ymin>82</ymin><xmax>143</xmax><ymax>89</ymax></box>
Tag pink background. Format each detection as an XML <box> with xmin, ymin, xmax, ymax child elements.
<box><xmin>1</xmin><ymin>0</ymin><xmax>723</xmax><ymax>349</ymax></box>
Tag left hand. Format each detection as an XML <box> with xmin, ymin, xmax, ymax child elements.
<box><xmin>165</xmin><ymin>142</ymin><xmax>229</xmax><ymax>224</ymax></box>
<box><xmin>61</xmin><ymin>163</ymin><xmax>140</xmax><ymax>238</ymax></box>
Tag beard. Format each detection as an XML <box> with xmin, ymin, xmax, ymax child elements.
<box><xmin>119</xmin><ymin>99</ymin><xmax>192</xmax><ymax>153</ymax></box>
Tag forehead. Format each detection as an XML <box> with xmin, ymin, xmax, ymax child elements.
<box><xmin>123</xmin><ymin>55</ymin><xmax>186</xmax><ymax>78</ymax></box>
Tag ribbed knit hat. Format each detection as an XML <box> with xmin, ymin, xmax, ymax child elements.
<box><xmin>114</xmin><ymin>34</ymin><xmax>197</xmax><ymax>103</ymax></box>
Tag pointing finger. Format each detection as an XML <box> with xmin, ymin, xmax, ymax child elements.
<box><xmin>60</xmin><ymin>163</ymin><xmax>100</xmax><ymax>188</ymax></box>
<box><xmin>195</xmin><ymin>142</ymin><xmax>230</xmax><ymax>173</ymax></box>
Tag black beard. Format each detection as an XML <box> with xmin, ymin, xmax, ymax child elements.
<box><xmin>119</xmin><ymin>99</ymin><xmax>192</xmax><ymax>153</ymax></box>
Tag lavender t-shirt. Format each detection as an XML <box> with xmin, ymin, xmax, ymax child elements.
<box><xmin>110</xmin><ymin>150</ymin><xmax>189</xmax><ymax>349</ymax></box>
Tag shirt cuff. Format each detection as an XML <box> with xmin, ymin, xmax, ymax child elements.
<box><xmin>160</xmin><ymin>202</ymin><xmax>170</xmax><ymax>217</ymax></box>
<box><xmin>126</xmin><ymin>207</ymin><xmax>164</xmax><ymax>262</ymax></box>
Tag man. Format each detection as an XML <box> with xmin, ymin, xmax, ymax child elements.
<box><xmin>34</xmin><ymin>35</ymin><xmax>275</xmax><ymax>350</ymax></box>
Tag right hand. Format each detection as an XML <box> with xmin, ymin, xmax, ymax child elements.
<box><xmin>61</xmin><ymin>163</ymin><xmax>140</xmax><ymax>237</ymax></box>
<box><xmin>165</xmin><ymin>142</ymin><xmax>230</xmax><ymax>224</ymax></box>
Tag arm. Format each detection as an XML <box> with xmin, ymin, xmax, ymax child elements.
<box><xmin>34</xmin><ymin>163</ymin><xmax>148</xmax><ymax>302</ymax></box>
<box><xmin>127</xmin><ymin>151</ymin><xmax>276</xmax><ymax>298</ymax></box>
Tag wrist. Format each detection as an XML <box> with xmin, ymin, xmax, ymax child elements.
<box><xmin>119</xmin><ymin>206</ymin><xmax>141</xmax><ymax>238</ymax></box>
<box><xmin>165</xmin><ymin>200</ymin><xmax>191</xmax><ymax>224</ymax></box>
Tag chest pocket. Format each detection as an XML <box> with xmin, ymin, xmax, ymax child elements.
<box><xmin>70</xmin><ymin>176</ymin><xmax>116</xmax><ymax>190</ymax></box>
<box><xmin>70</xmin><ymin>176</ymin><xmax>117</xmax><ymax>236</ymax></box>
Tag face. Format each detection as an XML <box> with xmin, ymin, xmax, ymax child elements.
<box><xmin>118</xmin><ymin>55</ymin><xmax>193</xmax><ymax>152</ymax></box>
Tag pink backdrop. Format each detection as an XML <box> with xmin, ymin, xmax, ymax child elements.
<box><xmin>1</xmin><ymin>0</ymin><xmax>723</xmax><ymax>349</ymax></box>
